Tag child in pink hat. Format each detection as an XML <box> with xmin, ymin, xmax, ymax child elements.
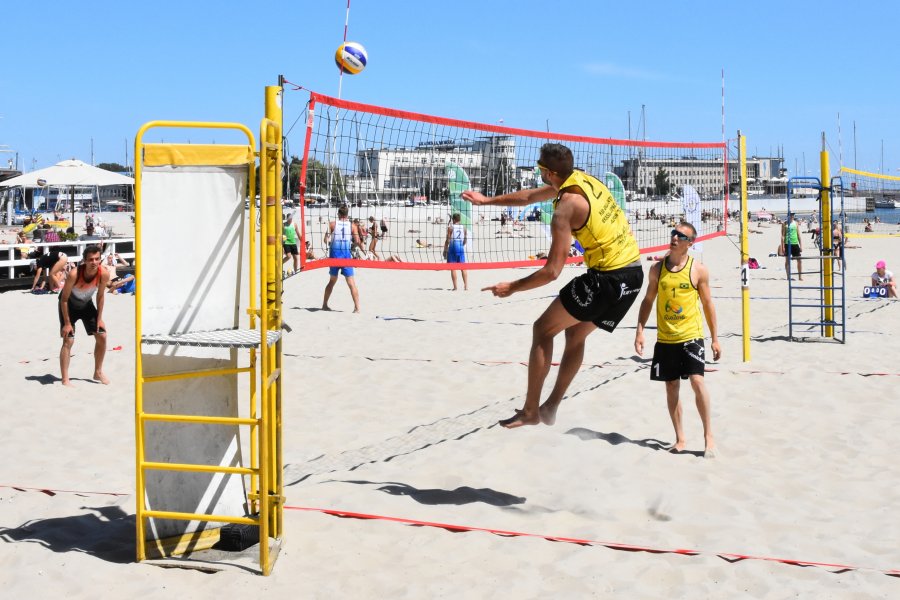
<box><xmin>872</xmin><ymin>260</ymin><xmax>897</xmax><ymax>297</ymax></box>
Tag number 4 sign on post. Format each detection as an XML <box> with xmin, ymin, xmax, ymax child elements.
<box><xmin>741</xmin><ymin>262</ymin><xmax>750</xmax><ymax>288</ymax></box>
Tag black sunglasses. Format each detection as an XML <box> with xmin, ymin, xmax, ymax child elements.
<box><xmin>671</xmin><ymin>229</ymin><xmax>693</xmax><ymax>241</ymax></box>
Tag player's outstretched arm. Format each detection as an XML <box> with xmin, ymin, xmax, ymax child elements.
<box><xmin>462</xmin><ymin>186</ymin><xmax>556</xmax><ymax>208</ymax></box>
<box><xmin>481</xmin><ymin>193</ymin><xmax>574</xmax><ymax>298</ymax></box>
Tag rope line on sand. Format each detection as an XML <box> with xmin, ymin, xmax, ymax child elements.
<box><xmin>0</xmin><ymin>484</ymin><xmax>127</xmax><ymax>497</ymax></box>
<box><xmin>4</xmin><ymin>484</ymin><xmax>896</xmax><ymax>577</ymax></box>
<box><xmin>14</xmin><ymin>345</ymin><xmax>124</xmax><ymax>367</ymax></box>
<box><xmin>283</xmin><ymin>505</ymin><xmax>899</xmax><ymax>578</ymax></box>
<box><xmin>281</xmin><ymin>353</ymin><xmax>900</xmax><ymax>377</ymax></box>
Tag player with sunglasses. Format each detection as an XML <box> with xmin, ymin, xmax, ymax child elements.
<box><xmin>462</xmin><ymin>142</ymin><xmax>642</xmax><ymax>429</ymax></box>
<box><xmin>634</xmin><ymin>222</ymin><xmax>720</xmax><ymax>457</ymax></box>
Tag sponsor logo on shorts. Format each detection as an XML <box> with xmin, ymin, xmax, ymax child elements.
<box><xmin>683</xmin><ymin>341</ymin><xmax>705</xmax><ymax>363</ymax></box>
<box><xmin>601</xmin><ymin>320</ymin><xmax>616</xmax><ymax>328</ymax></box>
<box><xmin>618</xmin><ymin>282</ymin><xmax>639</xmax><ymax>300</ymax></box>
<box><xmin>575</xmin><ymin>279</ymin><xmax>594</xmax><ymax>307</ymax></box>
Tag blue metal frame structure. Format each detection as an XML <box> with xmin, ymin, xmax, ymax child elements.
<box><xmin>785</xmin><ymin>176</ymin><xmax>846</xmax><ymax>342</ymax></box>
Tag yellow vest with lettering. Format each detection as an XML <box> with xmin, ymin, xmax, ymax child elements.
<box><xmin>554</xmin><ymin>170</ymin><xmax>639</xmax><ymax>271</ymax></box>
<box><xmin>656</xmin><ymin>256</ymin><xmax>704</xmax><ymax>343</ymax></box>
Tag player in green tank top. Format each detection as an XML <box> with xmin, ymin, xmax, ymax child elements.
<box><xmin>782</xmin><ymin>212</ymin><xmax>803</xmax><ymax>281</ymax></box>
<box><xmin>282</xmin><ymin>213</ymin><xmax>300</xmax><ymax>274</ymax></box>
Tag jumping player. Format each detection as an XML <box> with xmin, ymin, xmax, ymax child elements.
<box><xmin>462</xmin><ymin>143</ymin><xmax>642</xmax><ymax>428</ymax></box>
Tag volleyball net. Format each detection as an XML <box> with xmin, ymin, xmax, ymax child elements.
<box><xmin>839</xmin><ymin>167</ymin><xmax>900</xmax><ymax>198</ymax></box>
<box><xmin>295</xmin><ymin>91</ymin><xmax>728</xmax><ymax>271</ymax></box>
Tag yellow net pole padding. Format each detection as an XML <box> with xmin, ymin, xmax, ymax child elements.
<box><xmin>264</xmin><ymin>85</ymin><xmax>284</xmax><ymax>545</ymax></box>
<box><xmin>821</xmin><ymin>135</ymin><xmax>833</xmax><ymax>337</ymax></box>
<box><xmin>739</xmin><ymin>132</ymin><xmax>751</xmax><ymax>362</ymax></box>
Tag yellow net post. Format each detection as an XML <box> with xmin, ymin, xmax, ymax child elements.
<box><xmin>738</xmin><ymin>131</ymin><xmax>751</xmax><ymax>362</ymax></box>
<box><xmin>820</xmin><ymin>134</ymin><xmax>834</xmax><ymax>338</ymax></box>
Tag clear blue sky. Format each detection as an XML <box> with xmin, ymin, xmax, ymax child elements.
<box><xmin>2</xmin><ymin>1</ymin><xmax>898</xmax><ymax>178</ymax></box>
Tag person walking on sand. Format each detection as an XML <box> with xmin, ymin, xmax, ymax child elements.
<box><xmin>58</xmin><ymin>244</ymin><xmax>111</xmax><ymax>386</ymax></box>
<box><xmin>443</xmin><ymin>212</ymin><xmax>469</xmax><ymax>291</ymax></box>
<box><xmin>282</xmin><ymin>213</ymin><xmax>300</xmax><ymax>273</ymax></box>
<box><xmin>322</xmin><ymin>205</ymin><xmax>362</xmax><ymax>312</ymax></box>
<box><xmin>367</xmin><ymin>216</ymin><xmax>382</xmax><ymax>261</ymax></box>
<box><xmin>782</xmin><ymin>212</ymin><xmax>802</xmax><ymax>280</ymax></box>
<box><xmin>634</xmin><ymin>222</ymin><xmax>720</xmax><ymax>458</ymax></box>
<box><xmin>831</xmin><ymin>220</ymin><xmax>844</xmax><ymax>269</ymax></box>
<box><xmin>462</xmin><ymin>142</ymin><xmax>642</xmax><ymax>429</ymax></box>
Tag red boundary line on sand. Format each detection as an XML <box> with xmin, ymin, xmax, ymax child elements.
<box><xmin>3</xmin><ymin>483</ymin><xmax>896</xmax><ymax>577</ymax></box>
<box><xmin>295</xmin><ymin>232</ymin><xmax>727</xmax><ymax>273</ymax></box>
<box><xmin>308</xmin><ymin>92</ymin><xmax>727</xmax><ymax>150</ymax></box>
<box><xmin>0</xmin><ymin>484</ymin><xmax>128</xmax><ymax>497</ymax></box>
<box><xmin>285</xmin><ymin>505</ymin><xmax>899</xmax><ymax>577</ymax></box>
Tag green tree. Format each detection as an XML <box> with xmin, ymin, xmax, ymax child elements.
<box><xmin>287</xmin><ymin>156</ymin><xmax>302</xmax><ymax>195</ymax></box>
<box><xmin>97</xmin><ymin>162</ymin><xmax>127</xmax><ymax>173</ymax></box>
<box><xmin>654</xmin><ymin>167</ymin><xmax>671</xmax><ymax>196</ymax></box>
<box><xmin>304</xmin><ymin>157</ymin><xmax>346</xmax><ymax>204</ymax></box>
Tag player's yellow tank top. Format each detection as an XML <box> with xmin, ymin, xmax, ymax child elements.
<box><xmin>656</xmin><ymin>256</ymin><xmax>704</xmax><ymax>343</ymax></box>
<box><xmin>554</xmin><ymin>170</ymin><xmax>639</xmax><ymax>271</ymax></box>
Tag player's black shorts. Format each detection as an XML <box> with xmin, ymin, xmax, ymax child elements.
<box><xmin>650</xmin><ymin>338</ymin><xmax>706</xmax><ymax>381</ymax></box>
<box><xmin>559</xmin><ymin>262</ymin><xmax>644</xmax><ymax>332</ymax></box>
<box><xmin>58</xmin><ymin>300</ymin><xmax>101</xmax><ymax>336</ymax></box>
<box><xmin>283</xmin><ymin>243</ymin><xmax>299</xmax><ymax>256</ymax></box>
<box><xmin>786</xmin><ymin>244</ymin><xmax>801</xmax><ymax>257</ymax></box>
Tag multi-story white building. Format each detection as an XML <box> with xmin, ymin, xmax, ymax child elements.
<box><xmin>619</xmin><ymin>155</ymin><xmax>784</xmax><ymax>197</ymax></box>
<box><xmin>348</xmin><ymin>136</ymin><xmax>519</xmax><ymax>203</ymax></box>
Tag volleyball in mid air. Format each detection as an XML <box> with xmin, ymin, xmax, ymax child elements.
<box><xmin>334</xmin><ymin>41</ymin><xmax>368</xmax><ymax>75</ymax></box>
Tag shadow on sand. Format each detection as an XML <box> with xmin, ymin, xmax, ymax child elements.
<box><xmin>565</xmin><ymin>427</ymin><xmax>703</xmax><ymax>457</ymax></box>
<box><xmin>0</xmin><ymin>504</ymin><xmax>134</xmax><ymax>564</ymax></box>
<box><xmin>334</xmin><ymin>480</ymin><xmax>526</xmax><ymax>507</ymax></box>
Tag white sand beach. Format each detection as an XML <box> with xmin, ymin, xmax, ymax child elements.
<box><xmin>1</xmin><ymin>215</ymin><xmax>899</xmax><ymax>598</ymax></box>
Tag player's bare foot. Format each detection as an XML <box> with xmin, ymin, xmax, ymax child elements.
<box><xmin>499</xmin><ymin>410</ymin><xmax>540</xmax><ymax>429</ymax></box>
<box><xmin>62</xmin><ymin>379</ymin><xmax>75</xmax><ymax>388</ymax></box>
<box><xmin>322</xmin><ymin>304</ymin><xmax>332</xmax><ymax>311</ymax></box>
<box><xmin>704</xmin><ymin>436</ymin><xmax>717</xmax><ymax>458</ymax></box>
<box><xmin>668</xmin><ymin>440</ymin><xmax>686</xmax><ymax>453</ymax></box>
<box><xmin>539</xmin><ymin>401</ymin><xmax>559</xmax><ymax>426</ymax></box>
<box><xmin>93</xmin><ymin>372</ymin><xmax>110</xmax><ymax>385</ymax></box>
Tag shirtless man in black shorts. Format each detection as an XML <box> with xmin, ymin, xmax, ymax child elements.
<box><xmin>58</xmin><ymin>245</ymin><xmax>111</xmax><ymax>386</ymax></box>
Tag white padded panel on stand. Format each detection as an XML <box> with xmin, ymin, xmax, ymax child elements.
<box><xmin>140</xmin><ymin>163</ymin><xmax>248</xmax><ymax>540</ymax></box>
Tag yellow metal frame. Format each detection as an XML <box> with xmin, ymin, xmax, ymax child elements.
<box><xmin>134</xmin><ymin>116</ymin><xmax>283</xmax><ymax>575</ymax></box>
<box><xmin>821</xmin><ymin>142</ymin><xmax>834</xmax><ymax>337</ymax></box>
<box><xmin>738</xmin><ymin>132</ymin><xmax>751</xmax><ymax>362</ymax></box>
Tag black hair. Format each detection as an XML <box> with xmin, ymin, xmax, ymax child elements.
<box><xmin>539</xmin><ymin>143</ymin><xmax>574</xmax><ymax>177</ymax></box>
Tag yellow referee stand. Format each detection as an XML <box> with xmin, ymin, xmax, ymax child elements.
<box><xmin>133</xmin><ymin>86</ymin><xmax>285</xmax><ymax>575</ymax></box>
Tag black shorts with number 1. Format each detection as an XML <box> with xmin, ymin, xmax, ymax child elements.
<box><xmin>650</xmin><ymin>338</ymin><xmax>706</xmax><ymax>381</ymax></box>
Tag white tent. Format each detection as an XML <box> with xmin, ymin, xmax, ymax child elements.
<box><xmin>0</xmin><ymin>159</ymin><xmax>134</xmax><ymax>225</ymax></box>
<box><xmin>0</xmin><ymin>159</ymin><xmax>134</xmax><ymax>188</ymax></box>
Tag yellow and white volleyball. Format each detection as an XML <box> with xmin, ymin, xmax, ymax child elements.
<box><xmin>334</xmin><ymin>41</ymin><xmax>368</xmax><ymax>75</ymax></box>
